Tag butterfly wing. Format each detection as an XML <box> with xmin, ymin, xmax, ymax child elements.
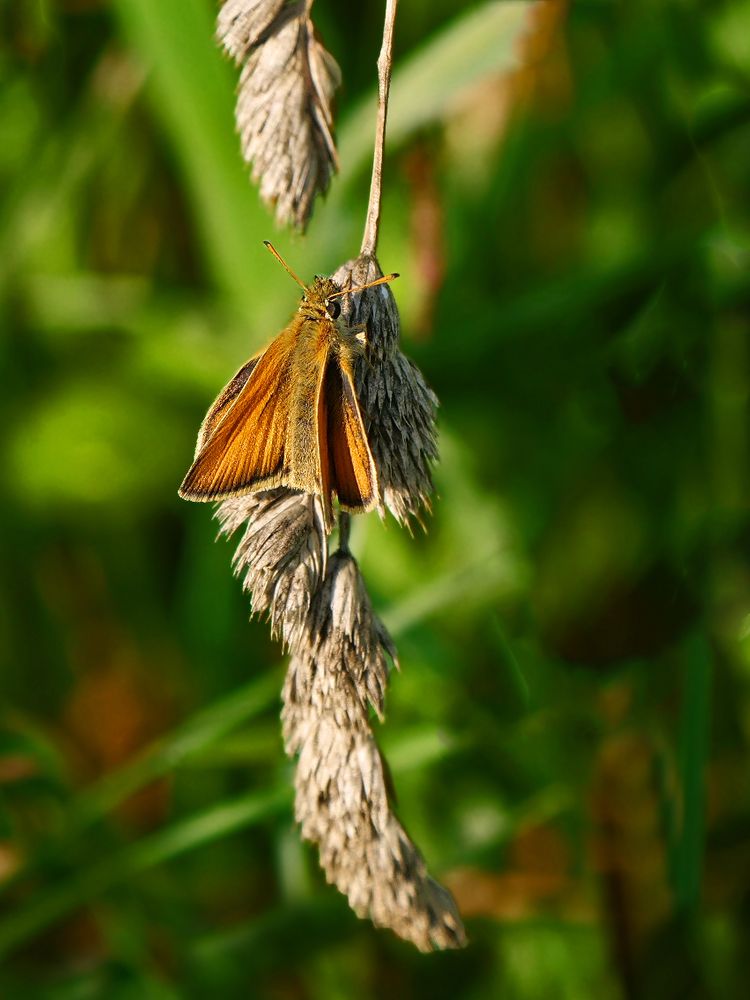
<box><xmin>195</xmin><ymin>355</ymin><xmax>260</xmax><ymax>454</ymax></box>
<box><xmin>179</xmin><ymin>325</ymin><xmax>297</xmax><ymax>501</ymax></box>
<box><xmin>314</xmin><ymin>355</ymin><xmax>334</xmax><ymax>530</ymax></box>
<box><xmin>323</xmin><ymin>353</ymin><xmax>379</xmax><ymax>513</ymax></box>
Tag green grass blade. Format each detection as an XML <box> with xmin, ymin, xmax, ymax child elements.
<box><xmin>0</xmin><ymin>786</ymin><xmax>289</xmax><ymax>959</ymax></box>
<box><xmin>382</xmin><ymin>551</ymin><xmax>511</xmax><ymax>636</ymax></box>
<box><xmin>74</xmin><ymin>668</ymin><xmax>282</xmax><ymax>826</ymax></box>
<box><xmin>0</xmin><ymin>670</ymin><xmax>281</xmax><ymax>900</ymax></box>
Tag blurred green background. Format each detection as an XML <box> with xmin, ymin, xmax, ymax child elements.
<box><xmin>1</xmin><ymin>0</ymin><xmax>749</xmax><ymax>996</ymax></box>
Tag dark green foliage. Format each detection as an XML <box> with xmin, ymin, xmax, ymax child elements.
<box><xmin>1</xmin><ymin>0</ymin><xmax>748</xmax><ymax>995</ymax></box>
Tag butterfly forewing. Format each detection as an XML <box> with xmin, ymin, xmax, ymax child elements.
<box><xmin>195</xmin><ymin>355</ymin><xmax>260</xmax><ymax>454</ymax></box>
<box><xmin>178</xmin><ymin>327</ymin><xmax>297</xmax><ymax>501</ymax></box>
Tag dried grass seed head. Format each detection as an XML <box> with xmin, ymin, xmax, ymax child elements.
<box><xmin>281</xmin><ymin>551</ymin><xmax>466</xmax><ymax>951</ymax></box>
<box><xmin>216</xmin><ymin>489</ymin><xmax>327</xmax><ymax>650</ymax></box>
<box><xmin>333</xmin><ymin>255</ymin><xmax>439</xmax><ymax>526</ymax></box>
<box><xmin>213</xmin><ymin>0</ymin><xmax>461</xmax><ymax>956</ymax></box>
<box><xmin>282</xmin><ymin>550</ymin><xmax>395</xmax><ymax>732</ymax></box>
<box><xmin>217</xmin><ymin>0</ymin><xmax>287</xmax><ymax>61</ymax></box>
<box><xmin>218</xmin><ymin>0</ymin><xmax>340</xmax><ymax>230</ymax></box>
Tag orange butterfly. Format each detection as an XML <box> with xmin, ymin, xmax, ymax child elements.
<box><xmin>179</xmin><ymin>243</ymin><xmax>398</xmax><ymax>530</ymax></box>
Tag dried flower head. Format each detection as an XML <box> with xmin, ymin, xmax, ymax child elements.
<box><xmin>194</xmin><ymin>0</ymin><xmax>461</xmax><ymax>957</ymax></box>
<box><xmin>333</xmin><ymin>255</ymin><xmax>439</xmax><ymax>526</ymax></box>
<box><xmin>217</xmin><ymin>489</ymin><xmax>326</xmax><ymax>651</ymax></box>
<box><xmin>210</xmin><ymin>249</ymin><xmax>455</xmax><ymax>950</ymax></box>
<box><xmin>217</xmin><ymin>0</ymin><xmax>340</xmax><ymax>230</ymax></box>
<box><xmin>282</xmin><ymin>551</ymin><xmax>466</xmax><ymax>951</ymax></box>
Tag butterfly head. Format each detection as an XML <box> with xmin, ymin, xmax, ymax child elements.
<box><xmin>301</xmin><ymin>276</ymin><xmax>343</xmax><ymax>322</ymax></box>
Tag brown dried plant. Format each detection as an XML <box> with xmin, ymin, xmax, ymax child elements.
<box><xmin>218</xmin><ymin>0</ymin><xmax>340</xmax><ymax>230</ymax></box>
<box><xmin>208</xmin><ymin>0</ymin><xmax>465</xmax><ymax>950</ymax></box>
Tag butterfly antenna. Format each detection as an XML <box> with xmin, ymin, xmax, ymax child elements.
<box><xmin>263</xmin><ymin>241</ymin><xmax>307</xmax><ymax>291</ymax></box>
<box><xmin>327</xmin><ymin>273</ymin><xmax>399</xmax><ymax>300</ymax></box>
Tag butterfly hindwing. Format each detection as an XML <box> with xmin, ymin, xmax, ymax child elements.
<box><xmin>315</xmin><ymin>355</ymin><xmax>334</xmax><ymax>530</ymax></box>
<box><xmin>323</xmin><ymin>355</ymin><xmax>378</xmax><ymax>513</ymax></box>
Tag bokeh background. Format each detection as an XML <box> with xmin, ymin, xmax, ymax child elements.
<box><xmin>1</xmin><ymin>0</ymin><xmax>749</xmax><ymax>996</ymax></box>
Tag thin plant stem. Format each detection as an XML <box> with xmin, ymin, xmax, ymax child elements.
<box><xmin>361</xmin><ymin>0</ymin><xmax>399</xmax><ymax>257</ymax></box>
<box><xmin>338</xmin><ymin>511</ymin><xmax>351</xmax><ymax>553</ymax></box>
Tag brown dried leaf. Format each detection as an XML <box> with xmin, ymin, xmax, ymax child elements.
<box><xmin>217</xmin><ymin>0</ymin><xmax>340</xmax><ymax>230</ymax></box>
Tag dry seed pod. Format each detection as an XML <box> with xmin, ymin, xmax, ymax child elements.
<box><xmin>210</xmin><ymin>251</ymin><xmax>457</xmax><ymax>950</ymax></box>
<box><xmin>217</xmin><ymin>0</ymin><xmax>340</xmax><ymax>229</ymax></box>
<box><xmin>333</xmin><ymin>255</ymin><xmax>439</xmax><ymax>526</ymax></box>
<box><xmin>217</xmin><ymin>490</ymin><xmax>327</xmax><ymax>650</ymax></box>
<box><xmin>282</xmin><ymin>551</ymin><xmax>466</xmax><ymax>951</ymax></box>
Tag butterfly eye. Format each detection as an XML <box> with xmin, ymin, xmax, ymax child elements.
<box><xmin>326</xmin><ymin>299</ymin><xmax>341</xmax><ymax>320</ymax></box>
